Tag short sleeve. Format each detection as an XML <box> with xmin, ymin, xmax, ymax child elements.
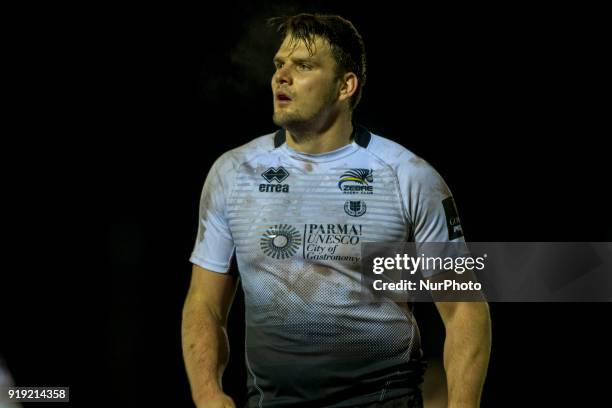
<box><xmin>399</xmin><ymin>155</ymin><xmax>465</xmax><ymax>243</ymax></box>
<box><xmin>398</xmin><ymin>155</ymin><xmax>470</xmax><ymax>278</ymax></box>
<box><xmin>189</xmin><ymin>156</ymin><xmax>235</xmax><ymax>273</ymax></box>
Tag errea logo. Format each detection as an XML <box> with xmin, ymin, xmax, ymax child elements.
<box><xmin>262</xmin><ymin>167</ymin><xmax>289</xmax><ymax>183</ymax></box>
<box><xmin>260</xmin><ymin>167</ymin><xmax>290</xmax><ymax>193</ymax></box>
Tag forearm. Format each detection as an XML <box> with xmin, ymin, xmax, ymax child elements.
<box><xmin>182</xmin><ymin>297</ymin><xmax>230</xmax><ymax>405</ymax></box>
<box><xmin>443</xmin><ymin>302</ymin><xmax>491</xmax><ymax>408</ymax></box>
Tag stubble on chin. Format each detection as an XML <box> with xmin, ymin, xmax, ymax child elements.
<box><xmin>272</xmin><ymin>109</ymin><xmax>303</xmax><ymax>129</ymax></box>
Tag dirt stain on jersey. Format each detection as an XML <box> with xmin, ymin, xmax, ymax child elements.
<box><xmin>409</xmin><ymin>155</ymin><xmax>427</xmax><ymax>167</ymax></box>
<box><xmin>312</xmin><ymin>263</ymin><xmax>331</xmax><ymax>276</ymax></box>
<box><xmin>434</xmin><ymin>180</ymin><xmax>451</xmax><ymax>199</ymax></box>
<box><xmin>293</xmin><ymin>265</ymin><xmax>323</xmax><ymax>303</ymax></box>
<box><xmin>197</xmin><ymin>183</ymin><xmax>214</xmax><ymax>241</ymax></box>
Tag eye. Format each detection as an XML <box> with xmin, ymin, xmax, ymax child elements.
<box><xmin>274</xmin><ymin>61</ymin><xmax>284</xmax><ymax>70</ymax></box>
<box><xmin>297</xmin><ymin>63</ymin><xmax>311</xmax><ymax>70</ymax></box>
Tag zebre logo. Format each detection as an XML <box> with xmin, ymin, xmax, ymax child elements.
<box><xmin>338</xmin><ymin>168</ymin><xmax>374</xmax><ymax>194</ymax></box>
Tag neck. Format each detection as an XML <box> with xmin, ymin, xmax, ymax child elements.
<box><xmin>285</xmin><ymin>115</ymin><xmax>354</xmax><ymax>155</ymax></box>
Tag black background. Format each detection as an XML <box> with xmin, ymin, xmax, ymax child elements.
<box><xmin>2</xmin><ymin>1</ymin><xmax>611</xmax><ymax>407</ymax></box>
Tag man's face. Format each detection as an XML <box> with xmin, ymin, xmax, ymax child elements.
<box><xmin>271</xmin><ymin>35</ymin><xmax>342</xmax><ymax>129</ymax></box>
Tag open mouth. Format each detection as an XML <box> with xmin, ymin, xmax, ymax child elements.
<box><xmin>276</xmin><ymin>93</ymin><xmax>291</xmax><ymax>101</ymax></box>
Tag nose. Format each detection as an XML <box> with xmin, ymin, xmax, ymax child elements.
<box><xmin>274</xmin><ymin>65</ymin><xmax>292</xmax><ymax>86</ymax></box>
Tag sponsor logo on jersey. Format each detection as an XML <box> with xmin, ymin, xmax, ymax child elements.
<box><xmin>338</xmin><ymin>168</ymin><xmax>373</xmax><ymax>194</ymax></box>
<box><xmin>344</xmin><ymin>200</ymin><xmax>367</xmax><ymax>217</ymax></box>
<box><xmin>260</xmin><ymin>224</ymin><xmax>302</xmax><ymax>259</ymax></box>
<box><xmin>442</xmin><ymin>196</ymin><xmax>464</xmax><ymax>240</ymax></box>
<box><xmin>260</xmin><ymin>167</ymin><xmax>290</xmax><ymax>193</ymax></box>
<box><xmin>303</xmin><ymin>223</ymin><xmax>362</xmax><ymax>263</ymax></box>
<box><xmin>262</xmin><ymin>167</ymin><xmax>289</xmax><ymax>183</ymax></box>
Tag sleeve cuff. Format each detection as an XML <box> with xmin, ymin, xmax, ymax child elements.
<box><xmin>189</xmin><ymin>254</ymin><xmax>231</xmax><ymax>273</ymax></box>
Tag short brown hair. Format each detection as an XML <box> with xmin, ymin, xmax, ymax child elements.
<box><xmin>269</xmin><ymin>13</ymin><xmax>367</xmax><ymax>109</ymax></box>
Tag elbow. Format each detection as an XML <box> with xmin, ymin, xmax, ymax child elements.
<box><xmin>182</xmin><ymin>292</ymin><xmax>228</xmax><ymax>328</ymax></box>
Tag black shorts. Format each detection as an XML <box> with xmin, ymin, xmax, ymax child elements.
<box><xmin>357</xmin><ymin>391</ymin><xmax>423</xmax><ymax>408</ymax></box>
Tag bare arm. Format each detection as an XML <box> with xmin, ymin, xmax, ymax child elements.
<box><xmin>434</xmin><ymin>301</ymin><xmax>491</xmax><ymax>408</ymax></box>
<box><xmin>182</xmin><ymin>264</ymin><xmax>239</xmax><ymax>408</ymax></box>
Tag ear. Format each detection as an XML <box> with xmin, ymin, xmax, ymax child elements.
<box><xmin>338</xmin><ymin>72</ymin><xmax>358</xmax><ymax>103</ymax></box>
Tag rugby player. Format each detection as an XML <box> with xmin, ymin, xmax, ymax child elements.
<box><xmin>182</xmin><ymin>13</ymin><xmax>491</xmax><ymax>408</ymax></box>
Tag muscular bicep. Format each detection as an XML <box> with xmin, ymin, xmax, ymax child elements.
<box><xmin>434</xmin><ymin>300</ymin><xmax>490</xmax><ymax>328</ymax></box>
<box><xmin>186</xmin><ymin>264</ymin><xmax>239</xmax><ymax>326</ymax></box>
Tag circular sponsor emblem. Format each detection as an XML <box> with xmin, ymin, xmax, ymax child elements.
<box><xmin>260</xmin><ymin>224</ymin><xmax>302</xmax><ymax>259</ymax></box>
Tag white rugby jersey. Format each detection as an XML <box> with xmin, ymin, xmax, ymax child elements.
<box><xmin>190</xmin><ymin>125</ymin><xmax>465</xmax><ymax>408</ymax></box>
